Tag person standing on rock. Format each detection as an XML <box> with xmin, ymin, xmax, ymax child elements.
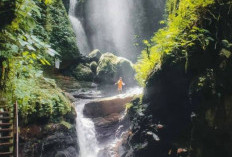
<box><xmin>115</xmin><ymin>77</ymin><xmax>125</xmax><ymax>94</ymax></box>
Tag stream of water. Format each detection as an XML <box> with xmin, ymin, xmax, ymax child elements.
<box><xmin>75</xmin><ymin>99</ymin><xmax>100</xmax><ymax>157</ymax></box>
<box><xmin>67</xmin><ymin>0</ymin><xmax>146</xmax><ymax>156</ymax></box>
<box><xmin>74</xmin><ymin>87</ymin><xmax>142</xmax><ymax>157</ymax></box>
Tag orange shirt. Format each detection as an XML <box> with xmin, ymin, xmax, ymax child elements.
<box><xmin>117</xmin><ymin>80</ymin><xmax>123</xmax><ymax>90</ymax></box>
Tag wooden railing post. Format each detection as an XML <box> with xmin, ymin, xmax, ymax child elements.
<box><xmin>14</xmin><ymin>102</ymin><xmax>18</xmax><ymax>157</ymax></box>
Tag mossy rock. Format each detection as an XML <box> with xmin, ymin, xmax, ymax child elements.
<box><xmin>96</xmin><ymin>53</ymin><xmax>135</xmax><ymax>85</ymax></box>
<box><xmin>90</xmin><ymin>61</ymin><xmax>98</xmax><ymax>74</ymax></box>
<box><xmin>73</xmin><ymin>64</ymin><xmax>94</xmax><ymax>81</ymax></box>
<box><xmin>88</xmin><ymin>49</ymin><xmax>102</xmax><ymax>62</ymax></box>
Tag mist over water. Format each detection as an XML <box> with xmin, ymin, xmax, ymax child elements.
<box><xmin>84</xmin><ymin>0</ymin><xmax>140</xmax><ymax>60</ymax></box>
<box><xmin>69</xmin><ymin>0</ymin><xmax>165</xmax><ymax>60</ymax></box>
<box><xmin>77</xmin><ymin>0</ymin><xmax>165</xmax><ymax>60</ymax></box>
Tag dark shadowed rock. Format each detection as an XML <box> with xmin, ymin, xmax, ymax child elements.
<box><xmin>55</xmin><ymin>147</ymin><xmax>77</xmax><ymax>157</ymax></box>
<box><xmin>90</xmin><ymin>61</ymin><xmax>98</xmax><ymax>74</ymax></box>
<box><xmin>19</xmin><ymin>118</ymin><xmax>79</xmax><ymax>157</ymax></box>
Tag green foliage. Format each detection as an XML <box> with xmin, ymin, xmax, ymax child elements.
<box><xmin>3</xmin><ymin>58</ymin><xmax>71</xmax><ymax>123</ymax></box>
<box><xmin>46</xmin><ymin>0</ymin><xmax>80</xmax><ymax>67</ymax></box>
<box><xmin>96</xmin><ymin>53</ymin><xmax>135</xmax><ymax>84</ymax></box>
<box><xmin>60</xmin><ymin>120</ymin><xmax>72</xmax><ymax>129</ymax></box>
<box><xmin>0</xmin><ymin>0</ymin><xmax>74</xmax><ymax>123</ymax></box>
<box><xmin>0</xmin><ymin>0</ymin><xmax>57</xmax><ymax>60</ymax></box>
<box><xmin>73</xmin><ymin>63</ymin><xmax>94</xmax><ymax>81</ymax></box>
<box><xmin>135</xmin><ymin>0</ymin><xmax>215</xmax><ymax>86</ymax></box>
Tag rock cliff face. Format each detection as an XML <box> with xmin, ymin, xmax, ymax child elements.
<box><xmin>19</xmin><ymin>105</ymin><xmax>79</xmax><ymax>157</ymax></box>
<box><xmin>124</xmin><ymin>1</ymin><xmax>232</xmax><ymax>157</ymax></box>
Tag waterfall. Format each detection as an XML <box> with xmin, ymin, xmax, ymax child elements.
<box><xmin>74</xmin><ymin>87</ymin><xmax>143</xmax><ymax>157</ymax></box>
<box><xmin>83</xmin><ymin>0</ymin><xmax>138</xmax><ymax>60</ymax></box>
<box><xmin>75</xmin><ymin>0</ymin><xmax>165</xmax><ymax>61</ymax></box>
<box><xmin>75</xmin><ymin>99</ymin><xmax>99</xmax><ymax>157</ymax></box>
<box><xmin>69</xmin><ymin>0</ymin><xmax>90</xmax><ymax>55</ymax></box>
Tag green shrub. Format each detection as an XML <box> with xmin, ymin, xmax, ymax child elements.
<box><xmin>135</xmin><ymin>0</ymin><xmax>215</xmax><ymax>86</ymax></box>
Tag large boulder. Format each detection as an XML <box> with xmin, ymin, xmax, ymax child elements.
<box><xmin>83</xmin><ymin>95</ymin><xmax>134</xmax><ymax>118</ymax></box>
<box><xmin>96</xmin><ymin>53</ymin><xmax>135</xmax><ymax>85</ymax></box>
<box><xmin>73</xmin><ymin>64</ymin><xmax>94</xmax><ymax>81</ymax></box>
<box><xmin>88</xmin><ymin>49</ymin><xmax>102</xmax><ymax>62</ymax></box>
<box><xmin>83</xmin><ymin>94</ymin><xmax>138</xmax><ymax>142</ymax></box>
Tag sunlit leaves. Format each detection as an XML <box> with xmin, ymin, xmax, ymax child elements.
<box><xmin>44</xmin><ymin>0</ymin><xmax>53</xmax><ymax>5</ymax></box>
<box><xmin>5</xmin><ymin>59</ymin><xmax>70</xmax><ymax>122</ymax></box>
<box><xmin>47</xmin><ymin>47</ymin><xmax>59</xmax><ymax>56</ymax></box>
<box><xmin>135</xmin><ymin>0</ymin><xmax>215</xmax><ymax>86</ymax></box>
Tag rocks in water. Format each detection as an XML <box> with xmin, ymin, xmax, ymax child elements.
<box><xmin>83</xmin><ymin>94</ymin><xmax>136</xmax><ymax>142</ymax></box>
<box><xmin>96</xmin><ymin>52</ymin><xmax>135</xmax><ymax>85</ymax></box>
<box><xmin>55</xmin><ymin>147</ymin><xmax>77</xmax><ymax>157</ymax></box>
<box><xmin>88</xmin><ymin>49</ymin><xmax>102</xmax><ymax>62</ymax></box>
<box><xmin>83</xmin><ymin>95</ymin><xmax>134</xmax><ymax>118</ymax></box>
<box><xmin>72</xmin><ymin>88</ymin><xmax>102</xmax><ymax>99</ymax></box>
<box><xmin>73</xmin><ymin>63</ymin><xmax>94</xmax><ymax>81</ymax></box>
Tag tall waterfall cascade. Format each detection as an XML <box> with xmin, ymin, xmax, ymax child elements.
<box><xmin>68</xmin><ymin>0</ymin><xmax>165</xmax><ymax>59</ymax></box>
<box><xmin>69</xmin><ymin>0</ymin><xmax>90</xmax><ymax>55</ymax></box>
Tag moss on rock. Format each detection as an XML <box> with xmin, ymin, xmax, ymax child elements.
<box><xmin>88</xmin><ymin>49</ymin><xmax>102</xmax><ymax>62</ymax></box>
<box><xmin>96</xmin><ymin>53</ymin><xmax>135</xmax><ymax>85</ymax></box>
<box><xmin>73</xmin><ymin>63</ymin><xmax>94</xmax><ymax>81</ymax></box>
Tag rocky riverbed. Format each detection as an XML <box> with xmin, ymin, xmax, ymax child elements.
<box><xmin>19</xmin><ymin>75</ymin><xmax>141</xmax><ymax>157</ymax></box>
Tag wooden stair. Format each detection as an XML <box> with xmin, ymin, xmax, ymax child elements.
<box><xmin>0</xmin><ymin>102</ymin><xmax>18</xmax><ymax>157</ymax></box>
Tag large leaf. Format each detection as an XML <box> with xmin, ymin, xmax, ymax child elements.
<box><xmin>47</xmin><ymin>48</ymin><xmax>59</xmax><ymax>56</ymax></box>
<box><xmin>19</xmin><ymin>38</ymin><xmax>28</xmax><ymax>47</ymax></box>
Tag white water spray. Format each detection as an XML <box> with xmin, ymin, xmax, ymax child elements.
<box><xmin>84</xmin><ymin>0</ymin><xmax>140</xmax><ymax>59</ymax></box>
<box><xmin>74</xmin><ymin>87</ymin><xmax>143</xmax><ymax>157</ymax></box>
<box><xmin>75</xmin><ymin>99</ymin><xmax>99</xmax><ymax>157</ymax></box>
<box><xmin>69</xmin><ymin>0</ymin><xmax>90</xmax><ymax>55</ymax></box>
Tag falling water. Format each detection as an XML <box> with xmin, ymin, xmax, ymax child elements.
<box><xmin>69</xmin><ymin>0</ymin><xmax>90</xmax><ymax>55</ymax></box>
<box><xmin>75</xmin><ymin>0</ymin><xmax>166</xmax><ymax>60</ymax></box>
<box><xmin>74</xmin><ymin>87</ymin><xmax>143</xmax><ymax>157</ymax></box>
<box><xmin>75</xmin><ymin>99</ymin><xmax>99</xmax><ymax>157</ymax></box>
<box><xmin>83</xmin><ymin>0</ymin><xmax>139</xmax><ymax>59</ymax></box>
